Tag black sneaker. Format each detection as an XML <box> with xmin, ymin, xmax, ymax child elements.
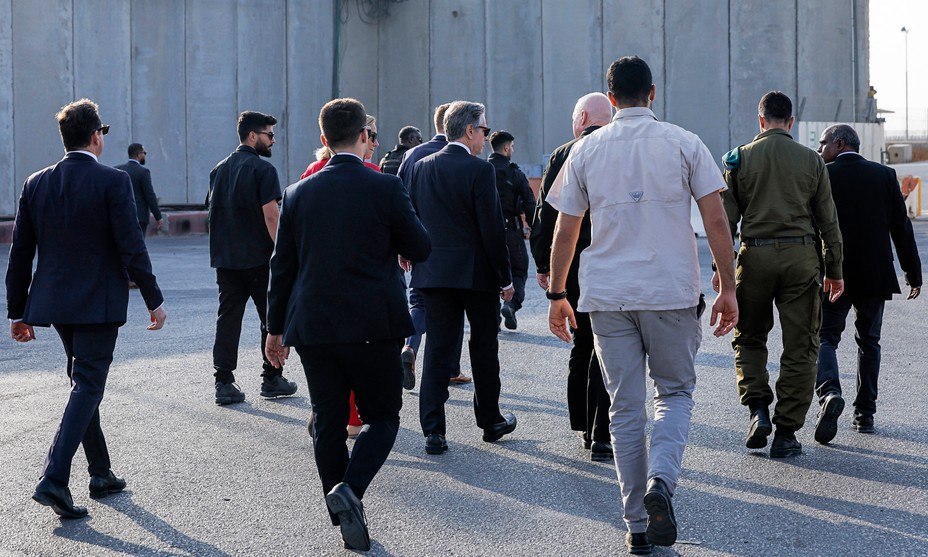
<box><xmin>215</xmin><ymin>382</ymin><xmax>245</xmax><ymax>405</ymax></box>
<box><xmin>770</xmin><ymin>430</ymin><xmax>802</xmax><ymax>458</ymax></box>
<box><xmin>625</xmin><ymin>531</ymin><xmax>653</xmax><ymax>555</ymax></box>
<box><xmin>260</xmin><ymin>375</ymin><xmax>298</xmax><ymax>398</ymax></box>
<box><xmin>814</xmin><ymin>393</ymin><xmax>844</xmax><ymax>444</ymax></box>
<box><xmin>501</xmin><ymin>305</ymin><xmax>517</xmax><ymax>330</ymax></box>
<box><xmin>853</xmin><ymin>414</ymin><xmax>875</xmax><ymax>433</ymax></box>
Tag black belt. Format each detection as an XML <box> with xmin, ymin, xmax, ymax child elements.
<box><xmin>741</xmin><ymin>235</ymin><xmax>814</xmax><ymax>247</ymax></box>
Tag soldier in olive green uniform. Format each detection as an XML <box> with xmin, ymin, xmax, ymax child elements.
<box><xmin>716</xmin><ymin>91</ymin><xmax>844</xmax><ymax>458</ymax></box>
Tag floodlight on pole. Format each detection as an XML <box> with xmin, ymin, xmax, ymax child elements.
<box><xmin>902</xmin><ymin>26</ymin><xmax>909</xmax><ymax>140</ymax></box>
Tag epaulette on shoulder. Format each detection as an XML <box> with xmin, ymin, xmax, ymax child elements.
<box><xmin>722</xmin><ymin>146</ymin><xmax>742</xmax><ymax>171</ymax></box>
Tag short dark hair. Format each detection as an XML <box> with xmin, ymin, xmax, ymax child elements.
<box><xmin>489</xmin><ymin>130</ymin><xmax>514</xmax><ymax>152</ymax></box>
<box><xmin>318</xmin><ymin>98</ymin><xmax>367</xmax><ymax>150</ymax></box>
<box><xmin>607</xmin><ymin>56</ymin><xmax>652</xmax><ymax>105</ymax></box>
<box><xmin>758</xmin><ymin>91</ymin><xmax>792</xmax><ymax>122</ymax></box>
<box><xmin>237</xmin><ymin>111</ymin><xmax>277</xmax><ymax>142</ymax></box>
<box><xmin>399</xmin><ymin>126</ymin><xmax>421</xmax><ymax>143</ymax></box>
<box><xmin>830</xmin><ymin>124</ymin><xmax>861</xmax><ymax>152</ymax></box>
<box><xmin>56</xmin><ymin>98</ymin><xmax>101</xmax><ymax>151</ymax></box>
<box><xmin>128</xmin><ymin>143</ymin><xmax>144</xmax><ymax>158</ymax></box>
<box><xmin>434</xmin><ymin>103</ymin><xmax>451</xmax><ymax>134</ymax></box>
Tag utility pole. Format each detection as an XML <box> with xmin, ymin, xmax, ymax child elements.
<box><xmin>902</xmin><ymin>26</ymin><xmax>910</xmax><ymax>140</ymax></box>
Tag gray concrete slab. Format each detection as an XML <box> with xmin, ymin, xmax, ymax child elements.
<box><xmin>602</xmin><ymin>0</ymin><xmax>665</xmax><ymax>120</ymax></box>
<box><xmin>0</xmin><ymin>0</ymin><xmax>14</xmax><ymax>216</ymax></box>
<box><xmin>2</xmin><ymin>220</ymin><xmax>927</xmax><ymax>556</ymax></box>
<box><xmin>429</xmin><ymin>1</ymin><xmax>487</xmax><ymax>116</ymax></box>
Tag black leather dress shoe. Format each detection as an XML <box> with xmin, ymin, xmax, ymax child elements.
<box><xmin>770</xmin><ymin>430</ymin><xmax>802</xmax><ymax>458</ymax></box>
<box><xmin>482</xmin><ymin>412</ymin><xmax>517</xmax><ymax>442</ymax></box>
<box><xmin>425</xmin><ymin>434</ymin><xmax>448</xmax><ymax>455</ymax></box>
<box><xmin>853</xmin><ymin>414</ymin><xmax>875</xmax><ymax>433</ymax></box>
<box><xmin>89</xmin><ymin>471</ymin><xmax>127</xmax><ymax>499</ymax></box>
<box><xmin>745</xmin><ymin>403</ymin><xmax>772</xmax><ymax>449</ymax></box>
<box><xmin>33</xmin><ymin>477</ymin><xmax>88</xmax><ymax>519</ymax></box>
<box><xmin>590</xmin><ymin>441</ymin><xmax>613</xmax><ymax>462</ymax></box>
<box><xmin>814</xmin><ymin>393</ymin><xmax>845</xmax><ymax>444</ymax></box>
<box><xmin>643</xmin><ymin>477</ymin><xmax>677</xmax><ymax>546</ymax></box>
<box><xmin>625</xmin><ymin>531</ymin><xmax>653</xmax><ymax>554</ymax></box>
<box><xmin>325</xmin><ymin>482</ymin><xmax>371</xmax><ymax>551</ymax></box>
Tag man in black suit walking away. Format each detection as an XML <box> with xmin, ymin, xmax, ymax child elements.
<box><xmin>265</xmin><ymin>98</ymin><xmax>430</xmax><ymax>551</ymax></box>
<box><xmin>6</xmin><ymin>99</ymin><xmax>167</xmax><ymax>519</ymax></box>
<box><xmin>115</xmin><ymin>143</ymin><xmax>162</xmax><ymax>237</ymax></box>
<box><xmin>813</xmin><ymin>124</ymin><xmax>922</xmax><ymax>442</ymax></box>
<box><xmin>409</xmin><ymin>100</ymin><xmax>517</xmax><ymax>455</ymax></box>
<box><xmin>207</xmin><ymin>111</ymin><xmax>298</xmax><ymax>405</ymax></box>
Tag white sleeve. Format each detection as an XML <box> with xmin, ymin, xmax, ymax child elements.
<box><xmin>688</xmin><ymin>136</ymin><xmax>728</xmax><ymax>200</ymax></box>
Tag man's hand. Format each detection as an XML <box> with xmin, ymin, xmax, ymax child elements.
<box><xmin>10</xmin><ymin>321</ymin><xmax>35</xmax><ymax>342</ymax></box>
<box><xmin>536</xmin><ymin>272</ymin><xmax>550</xmax><ymax>290</ymax></box>
<box><xmin>265</xmin><ymin>334</ymin><xmax>290</xmax><ymax>368</ymax></box>
<box><xmin>908</xmin><ymin>286</ymin><xmax>921</xmax><ymax>300</ymax></box>
<box><xmin>711</xmin><ymin>270</ymin><xmax>721</xmax><ymax>293</ymax></box>
<box><xmin>709</xmin><ymin>291</ymin><xmax>738</xmax><ymax>337</ymax></box>
<box><xmin>156</xmin><ymin>219</ymin><xmax>164</xmax><ymax>230</ymax></box>
<box><xmin>823</xmin><ymin>277</ymin><xmax>844</xmax><ymax>303</ymax></box>
<box><xmin>548</xmin><ymin>298</ymin><xmax>576</xmax><ymax>342</ymax></box>
<box><xmin>501</xmin><ymin>286</ymin><xmax>514</xmax><ymax>302</ymax></box>
<box><xmin>148</xmin><ymin>306</ymin><xmax>167</xmax><ymax>330</ymax></box>
<box><xmin>399</xmin><ymin>256</ymin><xmax>412</xmax><ymax>273</ymax></box>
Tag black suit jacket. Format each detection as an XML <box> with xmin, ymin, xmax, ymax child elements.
<box><xmin>827</xmin><ymin>152</ymin><xmax>922</xmax><ymax>298</ymax></box>
<box><xmin>397</xmin><ymin>134</ymin><xmax>447</xmax><ymax>190</ymax></box>
<box><xmin>267</xmin><ymin>155</ymin><xmax>431</xmax><ymax>346</ymax></box>
<box><xmin>6</xmin><ymin>152</ymin><xmax>163</xmax><ymax>325</ymax></box>
<box><xmin>115</xmin><ymin>160</ymin><xmax>162</xmax><ymax>224</ymax></box>
<box><xmin>409</xmin><ymin>144</ymin><xmax>511</xmax><ymax>292</ymax></box>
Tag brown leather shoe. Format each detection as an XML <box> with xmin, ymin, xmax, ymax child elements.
<box><xmin>449</xmin><ymin>374</ymin><xmax>472</xmax><ymax>384</ymax></box>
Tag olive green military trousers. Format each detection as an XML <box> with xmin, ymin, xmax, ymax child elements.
<box><xmin>732</xmin><ymin>242</ymin><xmax>822</xmax><ymax>432</ymax></box>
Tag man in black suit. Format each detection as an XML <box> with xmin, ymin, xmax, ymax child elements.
<box><xmin>397</xmin><ymin>103</ymin><xmax>469</xmax><ymax>387</ymax></box>
<box><xmin>813</xmin><ymin>124</ymin><xmax>922</xmax><ymax>442</ymax></box>
<box><xmin>6</xmin><ymin>99</ymin><xmax>167</xmax><ymax>519</ymax></box>
<box><xmin>265</xmin><ymin>98</ymin><xmax>430</xmax><ymax>551</ymax></box>
<box><xmin>531</xmin><ymin>92</ymin><xmax>614</xmax><ymax>462</ymax></box>
<box><xmin>115</xmin><ymin>143</ymin><xmax>162</xmax><ymax>237</ymax></box>
<box><xmin>409</xmin><ymin>100</ymin><xmax>517</xmax><ymax>455</ymax></box>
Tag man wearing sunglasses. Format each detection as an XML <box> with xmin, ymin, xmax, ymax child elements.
<box><xmin>206</xmin><ymin>111</ymin><xmax>298</xmax><ymax>406</ymax></box>
<box><xmin>408</xmin><ymin>100</ymin><xmax>517</xmax><ymax>455</ymax></box>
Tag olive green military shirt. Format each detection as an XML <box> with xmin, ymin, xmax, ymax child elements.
<box><xmin>722</xmin><ymin>128</ymin><xmax>843</xmax><ymax>279</ymax></box>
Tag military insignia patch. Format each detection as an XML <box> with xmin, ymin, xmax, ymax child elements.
<box><xmin>629</xmin><ymin>191</ymin><xmax>644</xmax><ymax>202</ymax></box>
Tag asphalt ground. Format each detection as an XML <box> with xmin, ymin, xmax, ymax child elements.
<box><xmin>1</xmin><ymin>221</ymin><xmax>927</xmax><ymax>557</ymax></box>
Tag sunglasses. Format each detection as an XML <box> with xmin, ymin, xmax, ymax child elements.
<box><xmin>477</xmin><ymin>125</ymin><xmax>491</xmax><ymax>137</ymax></box>
<box><xmin>255</xmin><ymin>130</ymin><xmax>275</xmax><ymax>139</ymax></box>
<box><xmin>96</xmin><ymin>125</ymin><xmax>110</xmax><ymax>135</ymax></box>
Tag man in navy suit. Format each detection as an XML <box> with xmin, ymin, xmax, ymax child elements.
<box><xmin>409</xmin><ymin>100</ymin><xmax>517</xmax><ymax>455</ymax></box>
<box><xmin>115</xmin><ymin>142</ymin><xmax>162</xmax><ymax>237</ymax></box>
<box><xmin>813</xmin><ymin>124</ymin><xmax>922</xmax><ymax>442</ymax></box>
<box><xmin>6</xmin><ymin>99</ymin><xmax>167</xmax><ymax>519</ymax></box>
<box><xmin>265</xmin><ymin>98</ymin><xmax>430</xmax><ymax>551</ymax></box>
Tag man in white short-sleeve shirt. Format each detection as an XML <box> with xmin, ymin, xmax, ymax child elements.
<box><xmin>545</xmin><ymin>56</ymin><xmax>738</xmax><ymax>555</ymax></box>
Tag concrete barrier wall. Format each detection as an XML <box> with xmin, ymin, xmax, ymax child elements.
<box><xmin>0</xmin><ymin>0</ymin><xmax>870</xmax><ymax>217</ymax></box>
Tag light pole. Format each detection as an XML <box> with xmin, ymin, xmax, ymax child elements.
<box><xmin>902</xmin><ymin>26</ymin><xmax>909</xmax><ymax>140</ymax></box>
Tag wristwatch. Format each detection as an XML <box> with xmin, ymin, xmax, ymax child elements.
<box><xmin>545</xmin><ymin>289</ymin><xmax>568</xmax><ymax>300</ymax></box>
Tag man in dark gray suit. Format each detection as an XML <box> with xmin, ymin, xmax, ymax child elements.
<box><xmin>116</xmin><ymin>143</ymin><xmax>162</xmax><ymax>237</ymax></box>
<box><xmin>6</xmin><ymin>99</ymin><xmax>167</xmax><ymax>519</ymax></box>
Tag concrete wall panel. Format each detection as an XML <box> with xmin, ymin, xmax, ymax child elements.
<box><xmin>12</xmin><ymin>0</ymin><xmax>72</xmax><ymax>194</ymax></box>
<box><xmin>376</xmin><ymin>1</ymin><xmax>432</xmax><ymax>163</ymax></box>
<box><xmin>336</xmin><ymin>0</ymin><xmax>381</xmax><ymax>161</ymax></box>
<box><xmin>185</xmin><ymin>1</ymin><xmax>237</xmax><ymax>203</ymax></box>
<box><xmin>237</xmin><ymin>0</ymin><xmax>289</xmax><ymax>185</ymax></box>
<box><xmin>602</xmin><ymin>0</ymin><xmax>664</xmax><ymax>119</ymax></box>
<box><xmin>798</xmin><ymin>0</ymin><xmax>854</xmax><ymax>123</ymax></box>
<box><xmin>541</xmin><ymin>0</ymin><xmax>602</xmax><ymax>156</ymax></box>
<box><xmin>0</xmin><ymin>0</ymin><xmax>13</xmax><ymax>215</ymax></box>
<box><xmin>285</xmin><ymin>0</ymin><xmax>334</xmax><ymax>182</ymax></box>
<box><xmin>664</xmin><ymin>2</ymin><xmax>729</xmax><ymax>160</ymax></box>
<box><xmin>486</xmin><ymin>0</ymin><xmax>543</xmax><ymax>173</ymax></box>
<box><xmin>74</xmin><ymin>0</ymin><xmax>131</xmax><ymax>168</ymax></box>
<box><xmin>132</xmin><ymin>0</ymin><xmax>187</xmax><ymax>205</ymax></box>
<box><xmin>430</xmin><ymin>1</ymin><xmax>487</xmax><ymax>114</ymax></box>
<box><xmin>729</xmin><ymin>0</ymin><xmax>797</xmax><ymax>148</ymax></box>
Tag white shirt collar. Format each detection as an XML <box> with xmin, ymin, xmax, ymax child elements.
<box><xmin>72</xmin><ymin>150</ymin><xmax>98</xmax><ymax>161</ymax></box>
<box><xmin>334</xmin><ymin>152</ymin><xmax>363</xmax><ymax>161</ymax></box>
<box><xmin>448</xmin><ymin>141</ymin><xmax>471</xmax><ymax>155</ymax></box>
<box><xmin>836</xmin><ymin>151</ymin><xmax>857</xmax><ymax>159</ymax></box>
<box><xmin>128</xmin><ymin>158</ymin><xmax>141</xmax><ymax>165</ymax></box>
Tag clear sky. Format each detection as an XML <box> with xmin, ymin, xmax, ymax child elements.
<box><xmin>870</xmin><ymin>1</ymin><xmax>928</xmax><ymax>137</ymax></box>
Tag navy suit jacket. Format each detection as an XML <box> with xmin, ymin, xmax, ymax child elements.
<box><xmin>6</xmin><ymin>152</ymin><xmax>163</xmax><ymax>325</ymax></box>
<box><xmin>397</xmin><ymin>134</ymin><xmax>447</xmax><ymax>190</ymax></box>
<box><xmin>409</xmin><ymin>144</ymin><xmax>511</xmax><ymax>292</ymax></box>
<box><xmin>827</xmin><ymin>153</ymin><xmax>922</xmax><ymax>298</ymax></box>
<box><xmin>115</xmin><ymin>160</ymin><xmax>162</xmax><ymax>224</ymax></box>
<box><xmin>267</xmin><ymin>155</ymin><xmax>431</xmax><ymax>346</ymax></box>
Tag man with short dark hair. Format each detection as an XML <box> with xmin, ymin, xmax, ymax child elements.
<box><xmin>266</xmin><ymin>97</ymin><xmax>430</xmax><ymax>551</ymax></box>
<box><xmin>410</xmin><ymin>100</ymin><xmax>517</xmax><ymax>455</ymax></box>
<box><xmin>547</xmin><ymin>57</ymin><xmax>737</xmax><ymax>554</ymax></box>
<box><xmin>488</xmin><ymin>130</ymin><xmax>535</xmax><ymax>330</ymax></box>
<box><xmin>721</xmin><ymin>91</ymin><xmax>844</xmax><ymax>458</ymax></box>
<box><xmin>812</xmin><ymin>124</ymin><xmax>921</xmax><ymax>442</ymax></box>
<box><xmin>206</xmin><ymin>110</ymin><xmax>298</xmax><ymax>405</ymax></box>
<box><xmin>6</xmin><ymin>98</ymin><xmax>167</xmax><ymax>519</ymax></box>
<box><xmin>379</xmin><ymin>125</ymin><xmax>423</xmax><ymax>175</ymax></box>
<box><xmin>116</xmin><ymin>142</ymin><xmax>162</xmax><ymax>237</ymax></box>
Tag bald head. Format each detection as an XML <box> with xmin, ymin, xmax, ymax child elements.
<box><xmin>572</xmin><ymin>93</ymin><xmax>613</xmax><ymax>138</ymax></box>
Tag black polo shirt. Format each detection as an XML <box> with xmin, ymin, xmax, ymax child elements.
<box><xmin>207</xmin><ymin>145</ymin><xmax>282</xmax><ymax>269</ymax></box>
